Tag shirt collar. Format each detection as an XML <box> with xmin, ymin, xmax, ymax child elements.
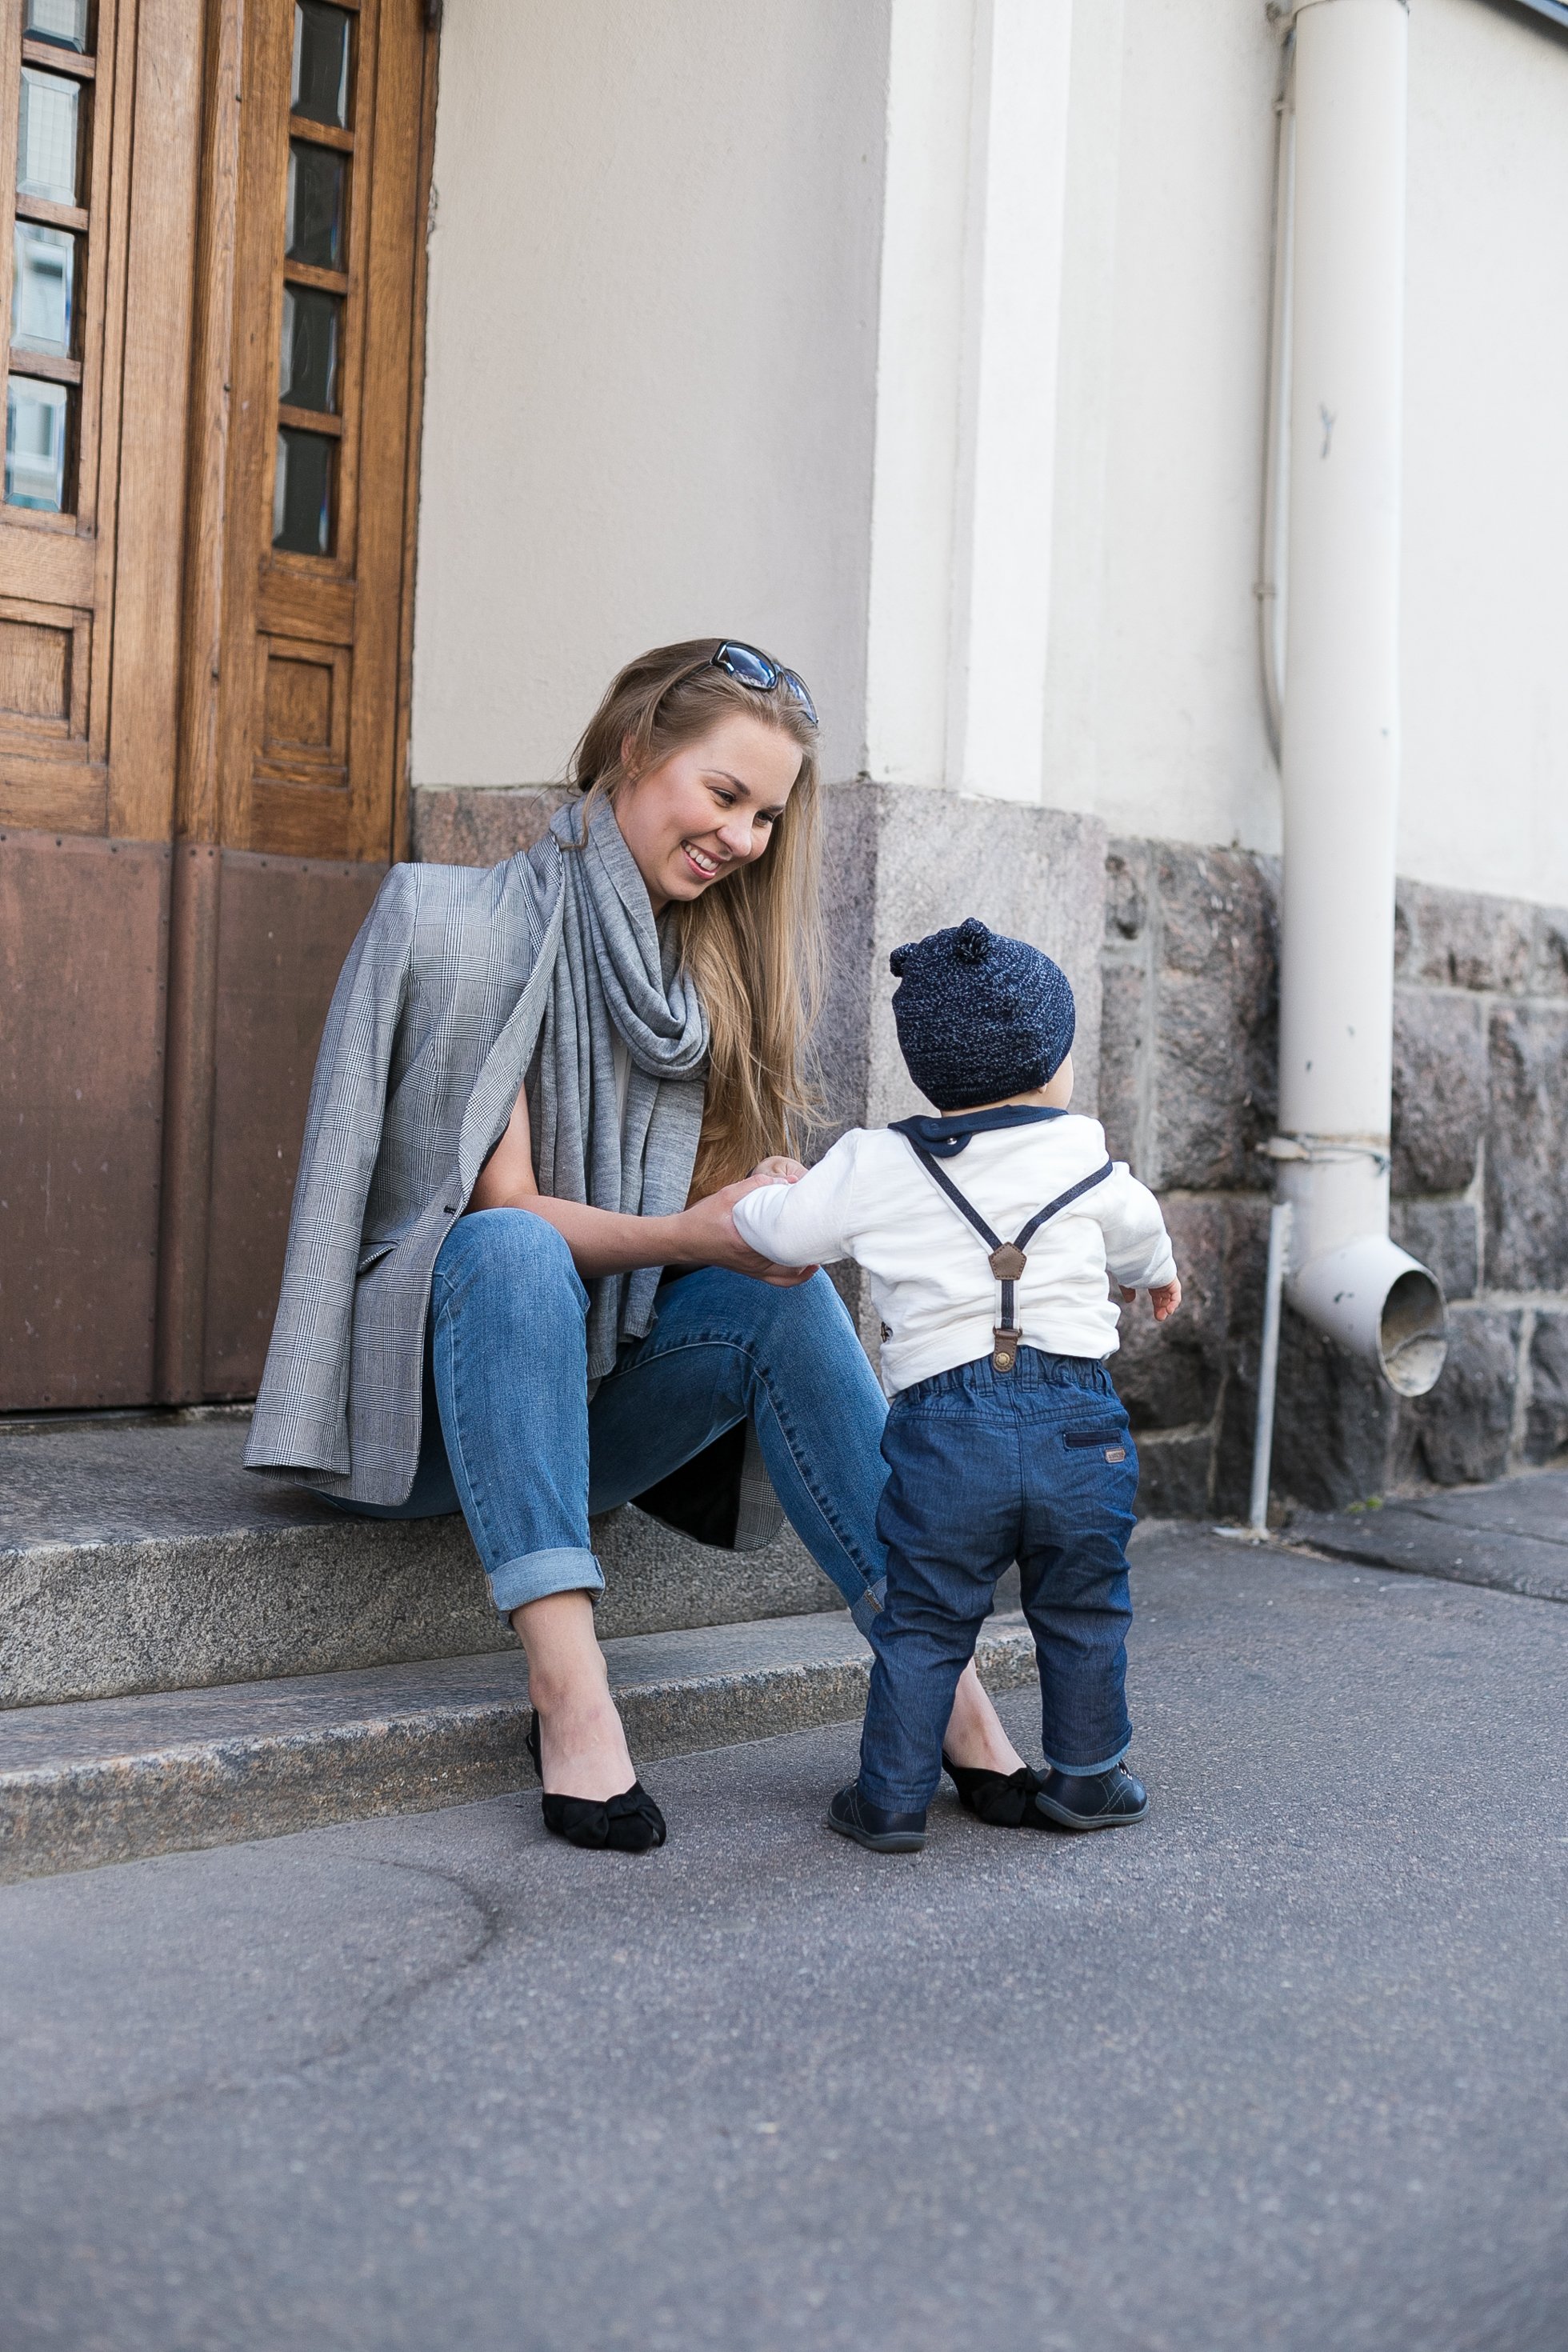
<box><xmin>888</xmin><ymin>1105</ymin><xmax>1068</xmax><ymax>1158</ymax></box>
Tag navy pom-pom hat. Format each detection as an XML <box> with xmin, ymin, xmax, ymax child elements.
<box><xmin>889</xmin><ymin>917</ymin><xmax>1076</xmax><ymax>1111</ymax></box>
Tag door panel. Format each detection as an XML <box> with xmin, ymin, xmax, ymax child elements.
<box><xmin>199</xmin><ymin>850</ymin><xmax>384</xmax><ymax>1395</ymax></box>
<box><xmin>0</xmin><ymin>829</ymin><xmax>169</xmax><ymax>1409</ymax></box>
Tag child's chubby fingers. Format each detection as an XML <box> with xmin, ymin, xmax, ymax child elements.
<box><xmin>748</xmin><ymin>1155</ymin><xmax>809</xmax><ymax>1185</ymax></box>
<box><xmin>1150</xmin><ymin>1276</ymin><xmax>1182</xmax><ymax>1322</ymax></box>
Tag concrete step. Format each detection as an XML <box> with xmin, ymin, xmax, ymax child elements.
<box><xmin>0</xmin><ymin>1608</ymin><xmax>1038</xmax><ymax>1882</ymax></box>
<box><xmin>0</xmin><ymin>1416</ymin><xmax>841</xmax><ymax>1709</ymax></box>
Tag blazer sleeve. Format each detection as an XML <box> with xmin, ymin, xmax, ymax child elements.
<box><xmin>244</xmin><ymin>868</ymin><xmax>417</xmax><ymax>1478</ymax></box>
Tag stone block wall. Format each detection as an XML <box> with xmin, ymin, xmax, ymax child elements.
<box><xmin>1101</xmin><ymin>842</ymin><xmax>1568</xmax><ymax>1514</ymax></box>
<box><xmin>411</xmin><ymin>786</ymin><xmax>1568</xmax><ymax>1514</ymax></box>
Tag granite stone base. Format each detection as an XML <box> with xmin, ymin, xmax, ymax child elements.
<box><xmin>407</xmin><ymin>787</ymin><xmax>1567</xmax><ymax>1517</ymax></box>
<box><xmin>1100</xmin><ymin>844</ymin><xmax>1568</xmax><ymax>1514</ymax></box>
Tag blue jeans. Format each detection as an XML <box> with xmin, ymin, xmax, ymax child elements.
<box><xmin>338</xmin><ymin>1209</ymin><xmax>890</xmax><ymax>1633</ymax></box>
<box><xmin>858</xmin><ymin>1349</ymin><xmax>1138</xmax><ymax>1812</ymax></box>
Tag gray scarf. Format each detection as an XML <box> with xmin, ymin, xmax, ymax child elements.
<box><xmin>528</xmin><ymin>795</ymin><xmax>710</xmax><ymax>1376</ymax></box>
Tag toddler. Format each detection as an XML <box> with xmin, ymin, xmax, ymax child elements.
<box><xmin>733</xmin><ymin>918</ymin><xmax>1181</xmax><ymax>1853</ymax></box>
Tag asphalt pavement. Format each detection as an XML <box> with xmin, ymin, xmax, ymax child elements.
<box><xmin>2</xmin><ymin>1524</ymin><xmax>1565</xmax><ymax>2352</ymax></box>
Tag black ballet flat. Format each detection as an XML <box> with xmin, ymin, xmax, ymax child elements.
<box><xmin>526</xmin><ymin>1710</ymin><xmax>666</xmax><ymax>1854</ymax></box>
<box><xmin>942</xmin><ymin>1752</ymin><xmax>1045</xmax><ymax>1828</ymax></box>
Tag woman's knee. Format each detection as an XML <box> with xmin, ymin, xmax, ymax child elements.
<box><xmin>435</xmin><ymin>1206</ymin><xmax>586</xmax><ymax>1312</ymax></box>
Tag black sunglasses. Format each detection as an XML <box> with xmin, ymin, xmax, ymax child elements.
<box><xmin>711</xmin><ymin>641</ymin><xmax>818</xmax><ymax>729</ymax></box>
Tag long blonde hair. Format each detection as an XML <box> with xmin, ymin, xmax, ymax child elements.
<box><xmin>570</xmin><ymin>639</ymin><xmax>826</xmax><ymax>1197</ymax></box>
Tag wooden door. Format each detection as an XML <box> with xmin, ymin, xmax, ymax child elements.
<box><xmin>0</xmin><ymin>0</ymin><xmax>435</xmax><ymax>1413</ymax></box>
<box><xmin>0</xmin><ymin>0</ymin><xmax>200</xmax><ymax>1408</ymax></box>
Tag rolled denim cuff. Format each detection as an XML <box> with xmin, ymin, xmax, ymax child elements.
<box><xmin>489</xmin><ymin>1546</ymin><xmax>603</xmax><ymax>1618</ymax></box>
<box><xmin>1042</xmin><ymin>1740</ymin><xmax>1130</xmax><ymax>1777</ymax></box>
<box><xmin>849</xmin><ymin>1575</ymin><xmax>887</xmax><ymax>1639</ymax></box>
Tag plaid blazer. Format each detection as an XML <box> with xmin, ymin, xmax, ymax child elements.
<box><xmin>243</xmin><ymin>841</ymin><xmax>785</xmax><ymax>1550</ymax></box>
<box><xmin>245</xmin><ymin>844</ymin><xmax>566</xmax><ymax>1505</ymax></box>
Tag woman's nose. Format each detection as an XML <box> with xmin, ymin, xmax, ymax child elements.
<box><xmin>718</xmin><ymin>814</ymin><xmax>756</xmax><ymax>860</ymax></box>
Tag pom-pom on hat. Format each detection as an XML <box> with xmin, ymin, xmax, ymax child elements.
<box><xmin>889</xmin><ymin>917</ymin><xmax>1076</xmax><ymax>1111</ymax></box>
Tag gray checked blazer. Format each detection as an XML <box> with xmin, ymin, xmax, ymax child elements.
<box><xmin>245</xmin><ymin>843</ymin><xmax>566</xmax><ymax>1505</ymax></box>
<box><xmin>244</xmin><ymin>840</ymin><xmax>783</xmax><ymax>1547</ymax></box>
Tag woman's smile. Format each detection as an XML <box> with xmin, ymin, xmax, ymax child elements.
<box><xmin>611</xmin><ymin>710</ymin><xmax>804</xmax><ymax>913</ymax></box>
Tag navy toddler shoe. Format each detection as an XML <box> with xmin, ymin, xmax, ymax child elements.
<box><xmin>827</xmin><ymin>1783</ymin><xmax>927</xmax><ymax>1853</ymax></box>
<box><xmin>1030</xmin><ymin>1762</ymin><xmax>1147</xmax><ymax>1831</ymax></box>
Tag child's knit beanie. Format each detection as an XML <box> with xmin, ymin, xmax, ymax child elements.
<box><xmin>890</xmin><ymin>917</ymin><xmax>1076</xmax><ymax>1110</ymax></box>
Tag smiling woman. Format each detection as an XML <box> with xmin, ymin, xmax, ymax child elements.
<box><xmin>246</xmin><ymin>638</ymin><xmax>1028</xmax><ymax>1854</ymax></box>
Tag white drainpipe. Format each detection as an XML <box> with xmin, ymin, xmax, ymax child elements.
<box><xmin>1251</xmin><ymin>0</ymin><xmax>1446</xmax><ymax>1526</ymax></box>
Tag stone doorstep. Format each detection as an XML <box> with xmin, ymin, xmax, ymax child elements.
<box><xmin>0</xmin><ymin>1610</ymin><xmax>1037</xmax><ymax>1884</ymax></box>
<box><xmin>0</xmin><ymin>1419</ymin><xmax>841</xmax><ymax>1709</ymax></box>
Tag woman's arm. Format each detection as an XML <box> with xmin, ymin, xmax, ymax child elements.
<box><xmin>467</xmin><ymin>1084</ymin><xmax>812</xmax><ymax>1285</ymax></box>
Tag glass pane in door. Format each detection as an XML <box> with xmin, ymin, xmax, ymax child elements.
<box><xmin>22</xmin><ymin>0</ymin><xmax>90</xmax><ymax>51</ymax></box>
<box><xmin>11</xmin><ymin>222</ymin><xmax>76</xmax><ymax>355</ymax></box>
<box><xmin>286</xmin><ymin>140</ymin><xmax>346</xmax><ymax>270</ymax></box>
<box><xmin>273</xmin><ymin>426</ymin><xmax>334</xmax><ymax>554</ymax></box>
<box><xmin>280</xmin><ymin>286</ymin><xmax>341</xmax><ymax>412</ymax></box>
<box><xmin>17</xmin><ymin>69</ymin><xmax>82</xmax><ymax>206</ymax></box>
<box><xmin>5</xmin><ymin>374</ymin><xmax>70</xmax><ymax>510</ymax></box>
<box><xmin>291</xmin><ymin>4</ymin><xmax>353</xmax><ymax>130</ymax></box>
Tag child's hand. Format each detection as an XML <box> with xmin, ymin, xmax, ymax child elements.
<box><xmin>1118</xmin><ymin>1278</ymin><xmax>1182</xmax><ymax>1322</ymax></box>
<box><xmin>748</xmin><ymin>1156</ymin><xmax>809</xmax><ymax>1185</ymax></box>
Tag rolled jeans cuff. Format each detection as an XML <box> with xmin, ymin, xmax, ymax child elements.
<box><xmin>489</xmin><ymin>1546</ymin><xmax>603</xmax><ymax>1618</ymax></box>
<box><xmin>1042</xmin><ymin>1740</ymin><xmax>1130</xmax><ymax>1777</ymax></box>
<box><xmin>849</xmin><ymin>1576</ymin><xmax>887</xmax><ymax>1640</ymax></box>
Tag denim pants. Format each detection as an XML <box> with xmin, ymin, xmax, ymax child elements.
<box><xmin>858</xmin><ymin>1348</ymin><xmax>1138</xmax><ymax>1812</ymax></box>
<box><xmin>335</xmin><ymin>1208</ymin><xmax>890</xmax><ymax>1633</ymax></box>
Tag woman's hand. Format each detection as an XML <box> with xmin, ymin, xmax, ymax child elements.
<box><xmin>674</xmin><ymin>1181</ymin><xmax>818</xmax><ymax>1287</ymax></box>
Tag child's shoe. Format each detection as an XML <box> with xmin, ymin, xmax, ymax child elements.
<box><xmin>1030</xmin><ymin>1762</ymin><xmax>1147</xmax><ymax>1830</ymax></box>
<box><xmin>827</xmin><ymin>1783</ymin><xmax>927</xmax><ymax>1853</ymax></box>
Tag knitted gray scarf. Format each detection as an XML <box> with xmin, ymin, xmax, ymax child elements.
<box><xmin>528</xmin><ymin>795</ymin><xmax>710</xmax><ymax>1377</ymax></box>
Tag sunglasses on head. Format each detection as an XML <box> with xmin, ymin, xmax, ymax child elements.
<box><xmin>710</xmin><ymin>641</ymin><xmax>818</xmax><ymax>729</ymax></box>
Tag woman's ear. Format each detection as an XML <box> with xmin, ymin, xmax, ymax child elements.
<box><xmin>618</xmin><ymin>730</ymin><xmax>641</xmax><ymax>782</ymax></box>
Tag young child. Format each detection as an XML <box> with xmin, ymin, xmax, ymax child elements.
<box><xmin>732</xmin><ymin>917</ymin><xmax>1181</xmax><ymax>1854</ymax></box>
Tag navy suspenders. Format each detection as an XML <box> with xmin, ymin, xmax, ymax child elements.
<box><xmin>900</xmin><ymin>1139</ymin><xmax>1114</xmax><ymax>1373</ymax></box>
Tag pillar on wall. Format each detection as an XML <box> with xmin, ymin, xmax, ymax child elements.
<box><xmin>863</xmin><ymin>0</ymin><xmax>1075</xmax><ymax>805</ymax></box>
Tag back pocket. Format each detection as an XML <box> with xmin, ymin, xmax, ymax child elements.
<box><xmin>1064</xmin><ymin>1425</ymin><xmax>1129</xmax><ymax>1464</ymax></box>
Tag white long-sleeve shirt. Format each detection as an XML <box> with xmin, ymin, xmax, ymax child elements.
<box><xmin>732</xmin><ymin>1113</ymin><xmax>1177</xmax><ymax>1396</ymax></box>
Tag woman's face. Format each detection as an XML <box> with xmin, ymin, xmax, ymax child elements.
<box><xmin>614</xmin><ymin>711</ymin><xmax>802</xmax><ymax>914</ymax></box>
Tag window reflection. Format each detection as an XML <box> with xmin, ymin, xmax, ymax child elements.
<box><xmin>280</xmin><ymin>286</ymin><xmax>340</xmax><ymax>413</ymax></box>
<box><xmin>17</xmin><ymin>68</ymin><xmax>81</xmax><ymax>207</ymax></box>
<box><xmin>291</xmin><ymin>3</ymin><xmax>352</xmax><ymax>130</ymax></box>
<box><xmin>286</xmin><ymin>140</ymin><xmax>345</xmax><ymax>270</ymax></box>
<box><xmin>5</xmin><ymin>375</ymin><xmax>70</xmax><ymax>510</ymax></box>
<box><xmin>273</xmin><ymin>426</ymin><xmax>334</xmax><ymax>555</ymax></box>
<box><xmin>12</xmin><ymin>222</ymin><xmax>76</xmax><ymax>356</ymax></box>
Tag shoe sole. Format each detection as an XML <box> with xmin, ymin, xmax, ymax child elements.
<box><xmin>1028</xmin><ymin>1798</ymin><xmax>1147</xmax><ymax>1832</ymax></box>
<box><xmin>826</xmin><ymin>1812</ymin><xmax>926</xmax><ymax>1854</ymax></box>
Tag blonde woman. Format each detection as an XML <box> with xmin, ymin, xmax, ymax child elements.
<box><xmin>247</xmin><ymin>641</ymin><xmax>1027</xmax><ymax>1850</ymax></box>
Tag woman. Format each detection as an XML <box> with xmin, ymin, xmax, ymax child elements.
<box><xmin>246</xmin><ymin>639</ymin><xmax>1028</xmax><ymax>1850</ymax></box>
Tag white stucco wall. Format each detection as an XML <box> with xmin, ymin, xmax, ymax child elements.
<box><xmin>412</xmin><ymin>0</ymin><xmax>1568</xmax><ymax>906</ymax></box>
<box><xmin>410</xmin><ymin>0</ymin><xmax>888</xmax><ymax>791</ymax></box>
<box><xmin>1048</xmin><ymin>0</ymin><xmax>1568</xmax><ymax>902</ymax></box>
<box><xmin>1400</xmin><ymin>0</ymin><xmax>1568</xmax><ymax>902</ymax></box>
